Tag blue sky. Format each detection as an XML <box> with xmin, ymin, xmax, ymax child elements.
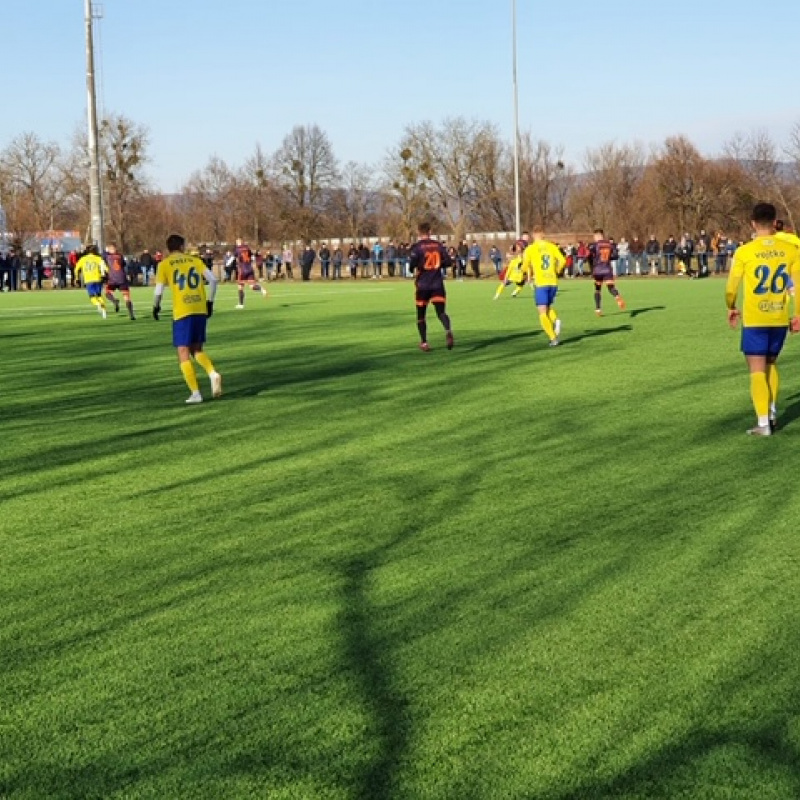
<box><xmin>4</xmin><ymin>0</ymin><xmax>799</xmax><ymax>191</ymax></box>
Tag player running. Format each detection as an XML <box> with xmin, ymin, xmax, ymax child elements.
<box><xmin>74</xmin><ymin>244</ymin><xmax>108</xmax><ymax>318</ymax></box>
<box><xmin>523</xmin><ymin>228</ymin><xmax>566</xmax><ymax>347</ymax></box>
<box><xmin>153</xmin><ymin>234</ymin><xmax>223</xmax><ymax>405</ymax></box>
<box><xmin>588</xmin><ymin>229</ymin><xmax>625</xmax><ymax>316</ymax></box>
<box><xmin>726</xmin><ymin>203</ymin><xmax>800</xmax><ymax>436</ymax></box>
<box><xmin>103</xmin><ymin>243</ymin><xmax>135</xmax><ymax>320</ymax></box>
<box><xmin>493</xmin><ymin>245</ymin><xmax>529</xmax><ymax>299</ymax></box>
<box><xmin>234</xmin><ymin>238</ymin><xmax>268</xmax><ymax>309</ymax></box>
<box><xmin>409</xmin><ymin>221</ymin><xmax>455</xmax><ymax>352</ymax></box>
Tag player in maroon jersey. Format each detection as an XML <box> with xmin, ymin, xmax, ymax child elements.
<box><xmin>408</xmin><ymin>221</ymin><xmax>455</xmax><ymax>351</ymax></box>
<box><xmin>588</xmin><ymin>229</ymin><xmax>625</xmax><ymax>316</ymax></box>
<box><xmin>103</xmin><ymin>243</ymin><xmax>135</xmax><ymax>319</ymax></box>
<box><xmin>234</xmin><ymin>238</ymin><xmax>268</xmax><ymax>309</ymax></box>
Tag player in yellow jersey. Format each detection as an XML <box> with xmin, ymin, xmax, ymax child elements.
<box><xmin>726</xmin><ymin>203</ymin><xmax>800</xmax><ymax>436</ymax></box>
<box><xmin>74</xmin><ymin>244</ymin><xmax>108</xmax><ymax>318</ymax></box>
<box><xmin>153</xmin><ymin>234</ymin><xmax>222</xmax><ymax>405</ymax></box>
<box><xmin>494</xmin><ymin>246</ymin><xmax>529</xmax><ymax>299</ymax></box>
<box><xmin>523</xmin><ymin>228</ymin><xmax>567</xmax><ymax>347</ymax></box>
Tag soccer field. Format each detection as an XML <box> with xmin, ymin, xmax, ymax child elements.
<box><xmin>3</xmin><ymin>278</ymin><xmax>800</xmax><ymax>799</ymax></box>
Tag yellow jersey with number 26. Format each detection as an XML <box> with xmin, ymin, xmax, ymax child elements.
<box><xmin>726</xmin><ymin>235</ymin><xmax>800</xmax><ymax>327</ymax></box>
<box><xmin>156</xmin><ymin>253</ymin><xmax>209</xmax><ymax>320</ymax></box>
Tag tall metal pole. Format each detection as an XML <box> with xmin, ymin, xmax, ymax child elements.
<box><xmin>511</xmin><ymin>0</ymin><xmax>521</xmax><ymax>240</ymax></box>
<box><xmin>85</xmin><ymin>0</ymin><xmax>104</xmax><ymax>252</ymax></box>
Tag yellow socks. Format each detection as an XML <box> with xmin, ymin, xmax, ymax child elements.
<box><xmin>767</xmin><ymin>363</ymin><xmax>779</xmax><ymax>417</ymax></box>
<box><xmin>750</xmin><ymin>371</ymin><xmax>770</xmax><ymax>426</ymax></box>
<box><xmin>180</xmin><ymin>360</ymin><xmax>200</xmax><ymax>393</ymax></box>
<box><xmin>539</xmin><ymin>312</ymin><xmax>556</xmax><ymax>341</ymax></box>
<box><xmin>194</xmin><ymin>352</ymin><xmax>215</xmax><ymax>376</ymax></box>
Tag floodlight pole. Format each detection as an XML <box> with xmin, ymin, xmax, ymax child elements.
<box><xmin>511</xmin><ymin>0</ymin><xmax>521</xmax><ymax>240</ymax></box>
<box><xmin>85</xmin><ymin>0</ymin><xmax>104</xmax><ymax>253</ymax></box>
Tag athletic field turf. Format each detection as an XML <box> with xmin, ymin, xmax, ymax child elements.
<box><xmin>3</xmin><ymin>278</ymin><xmax>800</xmax><ymax>799</ymax></box>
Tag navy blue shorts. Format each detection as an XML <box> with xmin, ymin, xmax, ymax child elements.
<box><xmin>86</xmin><ymin>281</ymin><xmax>102</xmax><ymax>297</ymax></box>
<box><xmin>173</xmin><ymin>314</ymin><xmax>207</xmax><ymax>347</ymax></box>
<box><xmin>741</xmin><ymin>326</ymin><xmax>787</xmax><ymax>357</ymax></box>
<box><xmin>534</xmin><ymin>286</ymin><xmax>558</xmax><ymax>306</ymax></box>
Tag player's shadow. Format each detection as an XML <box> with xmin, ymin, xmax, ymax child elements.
<box><xmin>562</xmin><ymin>325</ymin><xmax>633</xmax><ymax>344</ymax></box>
<box><xmin>776</xmin><ymin>391</ymin><xmax>800</xmax><ymax>431</ymax></box>
<box><xmin>628</xmin><ymin>305</ymin><xmax>666</xmax><ymax>318</ymax></box>
<box><xmin>468</xmin><ymin>330</ymin><xmax>541</xmax><ymax>351</ymax></box>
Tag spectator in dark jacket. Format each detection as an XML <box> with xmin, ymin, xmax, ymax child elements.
<box><xmin>661</xmin><ymin>236</ymin><xmax>677</xmax><ymax>274</ymax></box>
<box><xmin>319</xmin><ymin>243</ymin><xmax>331</xmax><ymax>279</ymax></box>
<box><xmin>300</xmin><ymin>244</ymin><xmax>316</xmax><ymax>281</ymax></box>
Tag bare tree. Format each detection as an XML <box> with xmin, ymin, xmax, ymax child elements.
<box><xmin>327</xmin><ymin>161</ymin><xmax>378</xmax><ymax>241</ymax></box>
<box><xmin>0</xmin><ymin>132</ymin><xmax>67</xmax><ymax>244</ymax></box>
<box><xmin>181</xmin><ymin>155</ymin><xmax>238</xmax><ymax>244</ymax></box>
<box><xmin>99</xmin><ymin>114</ymin><xmax>151</xmax><ymax>252</ymax></box>
<box><xmin>272</xmin><ymin>124</ymin><xmax>338</xmax><ymax>240</ymax></box>
<box><xmin>399</xmin><ymin>117</ymin><xmax>501</xmax><ymax>237</ymax></box>
<box><xmin>518</xmin><ymin>135</ymin><xmax>572</xmax><ymax>231</ymax></box>
<box><xmin>382</xmin><ymin>144</ymin><xmax>437</xmax><ymax>241</ymax></box>
<box><xmin>240</xmin><ymin>143</ymin><xmax>277</xmax><ymax>244</ymax></box>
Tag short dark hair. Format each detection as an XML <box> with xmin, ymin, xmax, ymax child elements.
<box><xmin>594</xmin><ymin>228</ymin><xmax>604</xmax><ymax>236</ymax></box>
<box><xmin>418</xmin><ymin>221</ymin><xmax>431</xmax><ymax>235</ymax></box>
<box><xmin>166</xmin><ymin>233</ymin><xmax>185</xmax><ymax>252</ymax></box>
<box><xmin>752</xmin><ymin>203</ymin><xmax>777</xmax><ymax>225</ymax></box>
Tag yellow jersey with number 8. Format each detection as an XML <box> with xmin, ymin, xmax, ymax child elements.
<box><xmin>156</xmin><ymin>253</ymin><xmax>209</xmax><ymax>320</ymax></box>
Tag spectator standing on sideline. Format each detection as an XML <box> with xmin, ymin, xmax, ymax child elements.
<box><xmin>645</xmin><ymin>235</ymin><xmax>661</xmax><ymax>275</ymax></box>
<box><xmin>617</xmin><ymin>237</ymin><xmax>630</xmax><ymax>276</ymax></box>
<box><xmin>630</xmin><ymin>236</ymin><xmax>645</xmax><ymax>275</ymax></box>
<box><xmin>332</xmin><ymin>245</ymin><xmax>343</xmax><ymax>279</ymax></box>
<box><xmin>456</xmin><ymin>239</ymin><xmax>468</xmax><ymax>280</ymax></box>
<box><xmin>489</xmin><ymin>244</ymin><xmax>502</xmax><ymax>275</ymax></box>
<box><xmin>282</xmin><ymin>245</ymin><xmax>294</xmax><ymax>280</ymax></box>
<box><xmin>300</xmin><ymin>244</ymin><xmax>316</xmax><ymax>281</ymax></box>
<box><xmin>371</xmin><ymin>240</ymin><xmax>384</xmax><ymax>279</ymax></box>
<box><xmin>575</xmin><ymin>241</ymin><xmax>589</xmax><ymax>276</ymax></box>
<box><xmin>358</xmin><ymin>242</ymin><xmax>370</xmax><ymax>278</ymax></box>
<box><xmin>319</xmin><ymin>242</ymin><xmax>331</xmax><ymax>279</ymax></box>
<box><xmin>676</xmin><ymin>235</ymin><xmax>695</xmax><ymax>277</ymax></box>
<box><xmin>140</xmin><ymin>249</ymin><xmax>155</xmax><ymax>286</ymax></box>
<box><xmin>662</xmin><ymin>235</ymin><xmax>677</xmax><ymax>274</ymax></box>
<box><xmin>386</xmin><ymin>240</ymin><xmax>397</xmax><ymax>277</ymax></box>
<box><xmin>347</xmin><ymin>245</ymin><xmax>358</xmax><ymax>279</ymax></box>
<box><xmin>468</xmin><ymin>240</ymin><xmax>482</xmax><ymax>278</ymax></box>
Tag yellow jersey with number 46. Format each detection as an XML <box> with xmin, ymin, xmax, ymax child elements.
<box><xmin>726</xmin><ymin>235</ymin><xmax>800</xmax><ymax>327</ymax></box>
<box><xmin>156</xmin><ymin>253</ymin><xmax>209</xmax><ymax>320</ymax></box>
<box><xmin>522</xmin><ymin>241</ymin><xmax>566</xmax><ymax>287</ymax></box>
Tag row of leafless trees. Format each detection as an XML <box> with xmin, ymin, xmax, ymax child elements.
<box><xmin>2</xmin><ymin>114</ymin><xmax>800</xmax><ymax>254</ymax></box>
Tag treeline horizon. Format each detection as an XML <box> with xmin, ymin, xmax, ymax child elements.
<box><xmin>2</xmin><ymin>115</ymin><xmax>799</xmax><ymax>253</ymax></box>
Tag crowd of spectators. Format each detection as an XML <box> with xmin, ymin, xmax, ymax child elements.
<box><xmin>0</xmin><ymin>229</ymin><xmax>743</xmax><ymax>290</ymax></box>
<box><xmin>561</xmin><ymin>230</ymin><xmax>739</xmax><ymax>279</ymax></box>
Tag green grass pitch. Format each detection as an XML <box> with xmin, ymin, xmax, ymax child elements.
<box><xmin>3</xmin><ymin>277</ymin><xmax>800</xmax><ymax>799</ymax></box>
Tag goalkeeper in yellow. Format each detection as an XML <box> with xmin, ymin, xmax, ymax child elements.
<box><xmin>523</xmin><ymin>228</ymin><xmax>567</xmax><ymax>347</ymax></box>
<box><xmin>726</xmin><ymin>203</ymin><xmax>800</xmax><ymax>436</ymax></box>
<box><xmin>153</xmin><ymin>233</ymin><xmax>222</xmax><ymax>405</ymax></box>
<box><xmin>74</xmin><ymin>244</ymin><xmax>108</xmax><ymax>318</ymax></box>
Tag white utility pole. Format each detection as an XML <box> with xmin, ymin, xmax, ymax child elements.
<box><xmin>85</xmin><ymin>0</ymin><xmax>105</xmax><ymax>252</ymax></box>
<box><xmin>511</xmin><ymin>0</ymin><xmax>521</xmax><ymax>240</ymax></box>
